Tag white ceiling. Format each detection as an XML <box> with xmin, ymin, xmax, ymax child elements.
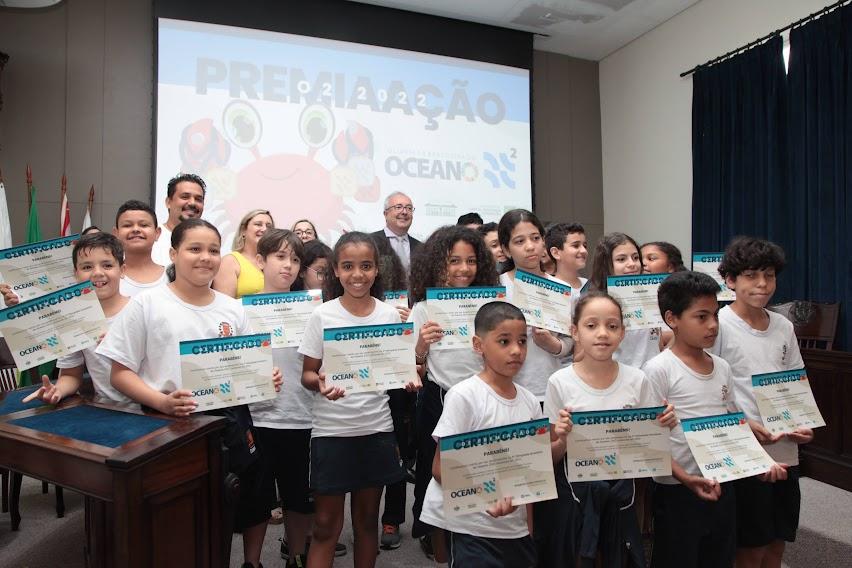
<box><xmin>349</xmin><ymin>0</ymin><xmax>700</xmax><ymax>60</ymax></box>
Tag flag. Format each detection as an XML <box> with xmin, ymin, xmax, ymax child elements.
<box><xmin>26</xmin><ymin>186</ymin><xmax>42</xmax><ymax>243</ymax></box>
<box><xmin>0</xmin><ymin>170</ymin><xmax>11</xmax><ymax>249</ymax></box>
<box><xmin>59</xmin><ymin>175</ymin><xmax>71</xmax><ymax>237</ymax></box>
<box><xmin>81</xmin><ymin>185</ymin><xmax>94</xmax><ymax>232</ymax></box>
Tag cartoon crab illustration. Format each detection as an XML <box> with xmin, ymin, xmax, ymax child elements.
<box><xmin>178</xmin><ymin>101</ymin><xmax>381</xmax><ymax>243</ymax></box>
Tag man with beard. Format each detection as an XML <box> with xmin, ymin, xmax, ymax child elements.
<box><xmin>151</xmin><ymin>173</ymin><xmax>206</xmax><ymax>266</ymax></box>
<box><xmin>370</xmin><ymin>191</ymin><xmax>421</xmax><ymax>273</ymax></box>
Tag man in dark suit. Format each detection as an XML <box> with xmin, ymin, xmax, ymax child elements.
<box><xmin>370</xmin><ymin>191</ymin><xmax>421</xmax><ymax>272</ymax></box>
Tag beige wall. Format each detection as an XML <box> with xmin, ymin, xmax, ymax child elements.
<box><xmin>0</xmin><ymin>1</ymin><xmax>602</xmax><ymax>248</ymax></box>
<box><xmin>599</xmin><ymin>0</ymin><xmax>834</xmax><ymax>259</ymax></box>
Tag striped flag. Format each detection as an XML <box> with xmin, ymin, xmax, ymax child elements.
<box><xmin>0</xmin><ymin>169</ymin><xmax>11</xmax><ymax>249</ymax></box>
<box><xmin>60</xmin><ymin>174</ymin><xmax>71</xmax><ymax>237</ymax></box>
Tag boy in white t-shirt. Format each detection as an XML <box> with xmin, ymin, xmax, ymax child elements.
<box><xmin>24</xmin><ymin>233</ymin><xmax>130</xmax><ymax>404</ymax></box>
<box><xmin>420</xmin><ymin>301</ymin><xmax>559</xmax><ymax>567</ymax></box>
<box><xmin>113</xmin><ymin>200</ymin><xmax>168</xmax><ymax>297</ymax></box>
<box><xmin>545</xmin><ymin>222</ymin><xmax>588</xmax><ymax>296</ymax></box>
<box><xmin>711</xmin><ymin>237</ymin><xmax>811</xmax><ymax>568</ymax></box>
<box><xmin>643</xmin><ymin>271</ymin><xmax>788</xmax><ymax>568</ymax></box>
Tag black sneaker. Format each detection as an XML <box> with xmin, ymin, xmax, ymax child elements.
<box><xmin>419</xmin><ymin>534</ymin><xmax>435</xmax><ymax>560</ymax></box>
<box><xmin>281</xmin><ymin>538</ymin><xmax>347</xmax><ymax>559</ymax></box>
<box><xmin>380</xmin><ymin>524</ymin><xmax>402</xmax><ymax>550</ymax></box>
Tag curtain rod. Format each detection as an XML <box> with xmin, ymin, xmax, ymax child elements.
<box><xmin>680</xmin><ymin>0</ymin><xmax>851</xmax><ymax>78</ymax></box>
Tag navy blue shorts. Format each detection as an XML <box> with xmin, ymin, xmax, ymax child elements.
<box><xmin>447</xmin><ymin>532</ymin><xmax>536</xmax><ymax>568</ymax></box>
<box><xmin>257</xmin><ymin>427</ymin><xmax>314</xmax><ymax>514</ymax></box>
<box><xmin>310</xmin><ymin>431</ymin><xmax>405</xmax><ymax>494</ymax></box>
<box><xmin>735</xmin><ymin>465</ymin><xmax>801</xmax><ymax>546</ymax></box>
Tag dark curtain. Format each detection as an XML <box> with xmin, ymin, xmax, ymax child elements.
<box><xmin>692</xmin><ymin>36</ymin><xmax>796</xmax><ymax>298</ymax></box>
<box><xmin>788</xmin><ymin>6</ymin><xmax>852</xmax><ymax>350</ymax></box>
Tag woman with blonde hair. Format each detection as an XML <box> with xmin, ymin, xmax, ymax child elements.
<box><xmin>213</xmin><ymin>209</ymin><xmax>274</xmax><ymax>298</ymax></box>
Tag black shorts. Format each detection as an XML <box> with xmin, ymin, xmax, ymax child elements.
<box><xmin>413</xmin><ymin>377</ymin><xmax>447</xmax><ymax>537</ymax></box>
<box><xmin>651</xmin><ymin>481</ymin><xmax>736</xmax><ymax>568</ymax></box>
<box><xmin>447</xmin><ymin>532</ymin><xmax>536</xmax><ymax>568</ymax></box>
<box><xmin>734</xmin><ymin>465</ymin><xmax>801</xmax><ymax>547</ymax></box>
<box><xmin>310</xmin><ymin>431</ymin><xmax>405</xmax><ymax>495</ymax></box>
<box><xmin>234</xmin><ymin>457</ymin><xmax>276</xmax><ymax>531</ymax></box>
<box><xmin>256</xmin><ymin>427</ymin><xmax>314</xmax><ymax>514</ymax></box>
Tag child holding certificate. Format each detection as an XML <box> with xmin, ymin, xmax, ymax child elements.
<box><xmin>24</xmin><ymin>233</ymin><xmax>131</xmax><ymax>404</ymax></box>
<box><xmin>711</xmin><ymin>237</ymin><xmax>810</xmax><ymax>568</ymax></box>
<box><xmin>97</xmin><ymin>219</ymin><xmax>282</xmax><ymax>568</ymax></box>
<box><xmin>420</xmin><ymin>301</ymin><xmax>549</xmax><ymax>567</ymax></box>
<box><xmin>299</xmin><ymin>232</ymin><xmax>418</xmax><ymax>568</ymax></box>
<box><xmin>497</xmin><ymin>209</ymin><xmax>572</xmax><ymax>399</ymax></box>
<box><xmin>589</xmin><ymin>232</ymin><xmax>663</xmax><ymax>368</ymax></box>
<box><xmin>408</xmin><ymin>225</ymin><xmax>499</xmax><ymax>558</ymax></box>
<box><xmin>545</xmin><ymin>222</ymin><xmax>589</xmax><ymax>296</ymax></box>
<box><xmin>541</xmin><ymin>291</ymin><xmax>676</xmax><ymax>566</ymax></box>
<box><xmin>642</xmin><ymin>271</ymin><xmax>787</xmax><ymax>568</ymax></box>
<box><xmin>113</xmin><ymin>200</ymin><xmax>168</xmax><ymax>297</ymax></box>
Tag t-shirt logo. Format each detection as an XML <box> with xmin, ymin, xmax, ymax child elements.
<box><xmin>219</xmin><ymin>322</ymin><xmax>233</xmax><ymax>337</ymax></box>
<box><xmin>650</xmin><ymin>327</ymin><xmax>661</xmax><ymax>340</ymax></box>
<box><xmin>781</xmin><ymin>343</ymin><xmax>789</xmax><ymax>364</ymax></box>
<box><xmin>721</xmin><ymin>384</ymin><xmax>729</xmax><ymax>401</ymax></box>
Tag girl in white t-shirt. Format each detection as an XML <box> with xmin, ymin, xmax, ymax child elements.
<box><xmin>543</xmin><ymin>292</ymin><xmax>675</xmax><ymax>566</ymax></box>
<box><xmin>588</xmin><ymin>232</ymin><xmax>663</xmax><ymax>368</ymax></box>
<box><xmin>407</xmin><ymin>225</ymin><xmax>500</xmax><ymax>554</ymax></box>
<box><xmin>298</xmin><ymin>232</ymin><xmax>419</xmax><ymax>568</ymax></box>
<box><xmin>97</xmin><ymin>218</ymin><xmax>281</xmax><ymax>568</ymax></box>
<box><xmin>497</xmin><ymin>209</ymin><xmax>572</xmax><ymax>399</ymax></box>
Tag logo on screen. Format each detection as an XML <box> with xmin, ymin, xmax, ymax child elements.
<box><xmin>483</xmin><ymin>150</ymin><xmax>516</xmax><ymax>189</ymax></box>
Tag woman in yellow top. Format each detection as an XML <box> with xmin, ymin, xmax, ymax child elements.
<box><xmin>213</xmin><ymin>209</ymin><xmax>274</xmax><ymax>298</ymax></box>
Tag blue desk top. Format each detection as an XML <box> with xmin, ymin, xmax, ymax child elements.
<box><xmin>0</xmin><ymin>386</ymin><xmax>45</xmax><ymax>416</ymax></box>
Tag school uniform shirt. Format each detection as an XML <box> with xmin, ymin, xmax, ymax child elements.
<box><xmin>250</xmin><ymin>346</ymin><xmax>313</xmax><ymax>429</ymax></box>
<box><xmin>642</xmin><ymin>349</ymin><xmax>738</xmax><ymax>485</ymax></box>
<box><xmin>710</xmin><ymin>306</ymin><xmax>804</xmax><ymax>466</ymax></box>
<box><xmin>419</xmin><ymin>375</ymin><xmax>543</xmax><ymax>539</ymax></box>
<box><xmin>96</xmin><ymin>285</ymin><xmax>252</xmax><ymax>396</ymax></box>
<box><xmin>410</xmin><ymin>301</ymin><xmax>482</xmax><ymax>392</ymax></box>
<box><xmin>119</xmin><ymin>270</ymin><xmax>168</xmax><ymax>298</ymax></box>
<box><xmin>614</xmin><ymin>327</ymin><xmax>662</xmax><ymax>369</ymax></box>
<box><xmin>56</xmin><ymin>315</ymin><xmax>129</xmax><ymax>404</ymax></box>
<box><xmin>544</xmin><ymin>363</ymin><xmax>653</xmax><ymax>424</ymax></box>
<box><xmin>500</xmin><ymin>273</ymin><xmax>571</xmax><ymax>399</ymax></box>
<box><xmin>298</xmin><ymin>298</ymin><xmax>399</xmax><ymax>438</ymax></box>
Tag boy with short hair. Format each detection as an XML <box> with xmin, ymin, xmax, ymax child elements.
<box><xmin>712</xmin><ymin>237</ymin><xmax>810</xmax><ymax>568</ymax></box>
<box><xmin>642</xmin><ymin>271</ymin><xmax>787</xmax><ymax>568</ymax></box>
<box><xmin>24</xmin><ymin>233</ymin><xmax>130</xmax><ymax>404</ymax></box>
<box><xmin>113</xmin><ymin>200</ymin><xmax>168</xmax><ymax>297</ymax></box>
<box><xmin>545</xmin><ymin>223</ymin><xmax>588</xmax><ymax>294</ymax></box>
<box><xmin>418</xmin><ymin>302</ymin><xmax>553</xmax><ymax>567</ymax></box>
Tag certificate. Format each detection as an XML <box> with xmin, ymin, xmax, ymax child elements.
<box><xmin>606</xmin><ymin>274</ymin><xmax>668</xmax><ymax>330</ymax></box>
<box><xmin>565</xmin><ymin>407</ymin><xmax>672</xmax><ymax>481</ymax></box>
<box><xmin>682</xmin><ymin>412</ymin><xmax>775</xmax><ymax>482</ymax></box>
<box><xmin>692</xmin><ymin>253</ymin><xmax>735</xmax><ymax>301</ymax></box>
<box><xmin>180</xmin><ymin>333</ymin><xmax>275</xmax><ymax>412</ymax></box>
<box><xmin>323</xmin><ymin>322</ymin><xmax>416</xmax><ymax>393</ymax></box>
<box><xmin>0</xmin><ymin>235</ymin><xmax>79</xmax><ymax>301</ymax></box>
<box><xmin>752</xmin><ymin>369</ymin><xmax>826</xmax><ymax>434</ymax></box>
<box><xmin>0</xmin><ymin>280</ymin><xmax>107</xmax><ymax>370</ymax></box>
<box><xmin>425</xmin><ymin>286</ymin><xmax>506</xmax><ymax>351</ymax></box>
<box><xmin>512</xmin><ymin>269</ymin><xmax>573</xmax><ymax>334</ymax></box>
<box><xmin>242</xmin><ymin>289</ymin><xmax>322</xmax><ymax>348</ymax></box>
<box><xmin>383</xmin><ymin>290</ymin><xmax>409</xmax><ymax>310</ymax></box>
<box><xmin>440</xmin><ymin>418</ymin><xmax>557</xmax><ymax>517</ymax></box>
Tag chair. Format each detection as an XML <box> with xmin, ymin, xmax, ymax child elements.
<box><xmin>767</xmin><ymin>301</ymin><xmax>840</xmax><ymax>350</ymax></box>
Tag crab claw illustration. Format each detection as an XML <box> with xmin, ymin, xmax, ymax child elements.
<box><xmin>179</xmin><ymin>118</ymin><xmax>231</xmax><ymax>173</ymax></box>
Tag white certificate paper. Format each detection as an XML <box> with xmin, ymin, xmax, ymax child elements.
<box><xmin>425</xmin><ymin>287</ymin><xmax>506</xmax><ymax>351</ymax></box>
<box><xmin>0</xmin><ymin>235</ymin><xmax>79</xmax><ymax>300</ymax></box>
<box><xmin>566</xmin><ymin>407</ymin><xmax>672</xmax><ymax>481</ymax></box>
<box><xmin>606</xmin><ymin>274</ymin><xmax>668</xmax><ymax>330</ymax></box>
<box><xmin>692</xmin><ymin>253</ymin><xmax>735</xmax><ymax>301</ymax></box>
<box><xmin>440</xmin><ymin>418</ymin><xmax>557</xmax><ymax>517</ymax></box>
<box><xmin>682</xmin><ymin>412</ymin><xmax>774</xmax><ymax>482</ymax></box>
<box><xmin>752</xmin><ymin>369</ymin><xmax>825</xmax><ymax>434</ymax></box>
<box><xmin>242</xmin><ymin>289</ymin><xmax>322</xmax><ymax>348</ymax></box>
<box><xmin>511</xmin><ymin>269</ymin><xmax>573</xmax><ymax>334</ymax></box>
<box><xmin>323</xmin><ymin>322</ymin><xmax>416</xmax><ymax>393</ymax></box>
<box><xmin>180</xmin><ymin>333</ymin><xmax>276</xmax><ymax>412</ymax></box>
<box><xmin>0</xmin><ymin>280</ymin><xmax>107</xmax><ymax>370</ymax></box>
<box><xmin>383</xmin><ymin>290</ymin><xmax>409</xmax><ymax>310</ymax></box>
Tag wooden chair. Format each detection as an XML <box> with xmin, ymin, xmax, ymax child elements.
<box><xmin>767</xmin><ymin>301</ymin><xmax>840</xmax><ymax>350</ymax></box>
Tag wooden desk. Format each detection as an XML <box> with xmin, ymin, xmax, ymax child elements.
<box><xmin>0</xmin><ymin>392</ymin><xmax>227</xmax><ymax>568</ymax></box>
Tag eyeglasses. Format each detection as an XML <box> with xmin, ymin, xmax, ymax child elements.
<box><xmin>385</xmin><ymin>204</ymin><xmax>415</xmax><ymax>213</ymax></box>
<box><xmin>294</xmin><ymin>229</ymin><xmax>316</xmax><ymax>237</ymax></box>
<box><xmin>307</xmin><ymin>266</ymin><xmax>327</xmax><ymax>280</ymax></box>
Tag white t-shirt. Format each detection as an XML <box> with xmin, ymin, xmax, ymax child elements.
<box><xmin>642</xmin><ymin>349</ymin><xmax>738</xmax><ymax>484</ymax></box>
<box><xmin>150</xmin><ymin>225</ymin><xmax>173</xmax><ymax>267</ymax></box>
<box><xmin>56</xmin><ymin>315</ymin><xmax>129</xmax><ymax>404</ymax></box>
<box><xmin>419</xmin><ymin>375</ymin><xmax>543</xmax><ymax>539</ymax></box>
<box><xmin>411</xmin><ymin>301</ymin><xmax>482</xmax><ymax>392</ymax></box>
<box><xmin>96</xmin><ymin>285</ymin><xmax>252</xmax><ymax>397</ymax></box>
<box><xmin>500</xmin><ymin>273</ymin><xmax>571</xmax><ymax>399</ymax></box>
<box><xmin>298</xmin><ymin>297</ymin><xmax>399</xmax><ymax>438</ymax></box>
<box><xmin>710</xmin><ymin>306</ymin><xmax>804</xmax><ymax>465</ymax></box>
<box><xmin>119</xmin><ymin>270</ymin><xmax>168</xmax><ymax>298</ymax></box>
<box><xmin>544</xmin><ymin>363</ymin><xmax>653</xmax><ymax>424</ymax></box>
<box><xmin>614</xmin><ymin>327</ymin><xmax>662</xmax><ymax>369</ymax></box>
<box><xmin>250</xmin><ymin>346</ymin><xmax>313</xmax><ymax>429</ymax></box>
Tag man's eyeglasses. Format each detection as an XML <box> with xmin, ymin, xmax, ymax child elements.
<box><xmin>385</xmin><ymin>204</ymin><xmax>415</xmax><ymax>213</ymax></box>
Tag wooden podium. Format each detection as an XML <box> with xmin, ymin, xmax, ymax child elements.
<box><xmin>0</xmin><ymin>390</ymin><xmax>227</xmax><ymax>568</ymax></box>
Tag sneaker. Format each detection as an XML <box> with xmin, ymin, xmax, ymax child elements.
<box><xmin>419</xmin><ymin>534</ymin><xmax>435</xmax><ymax>560</ymax></box>
<box><xmin>287</xmin><ymin>554</ymin><xmax>307</xmax><ymax>568</ymax></box>
<box><xmin>380</xmin><ymin>524</ymin><xmax>401</xmax><ymax>550</ymax></box>
<box><xmin>281</xmin><ymin>538</ymin><xmax>347</xmax><ymax>559</ymax></box>
<box><xmin>335</xmin><ymin>542</ymin><xmax>347</xmax><ymax>557</ymax></box>
<box><xmin>269</xmin><ymin>506</ymin><xmax>284</xmax><ymax>525</ymax></box>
